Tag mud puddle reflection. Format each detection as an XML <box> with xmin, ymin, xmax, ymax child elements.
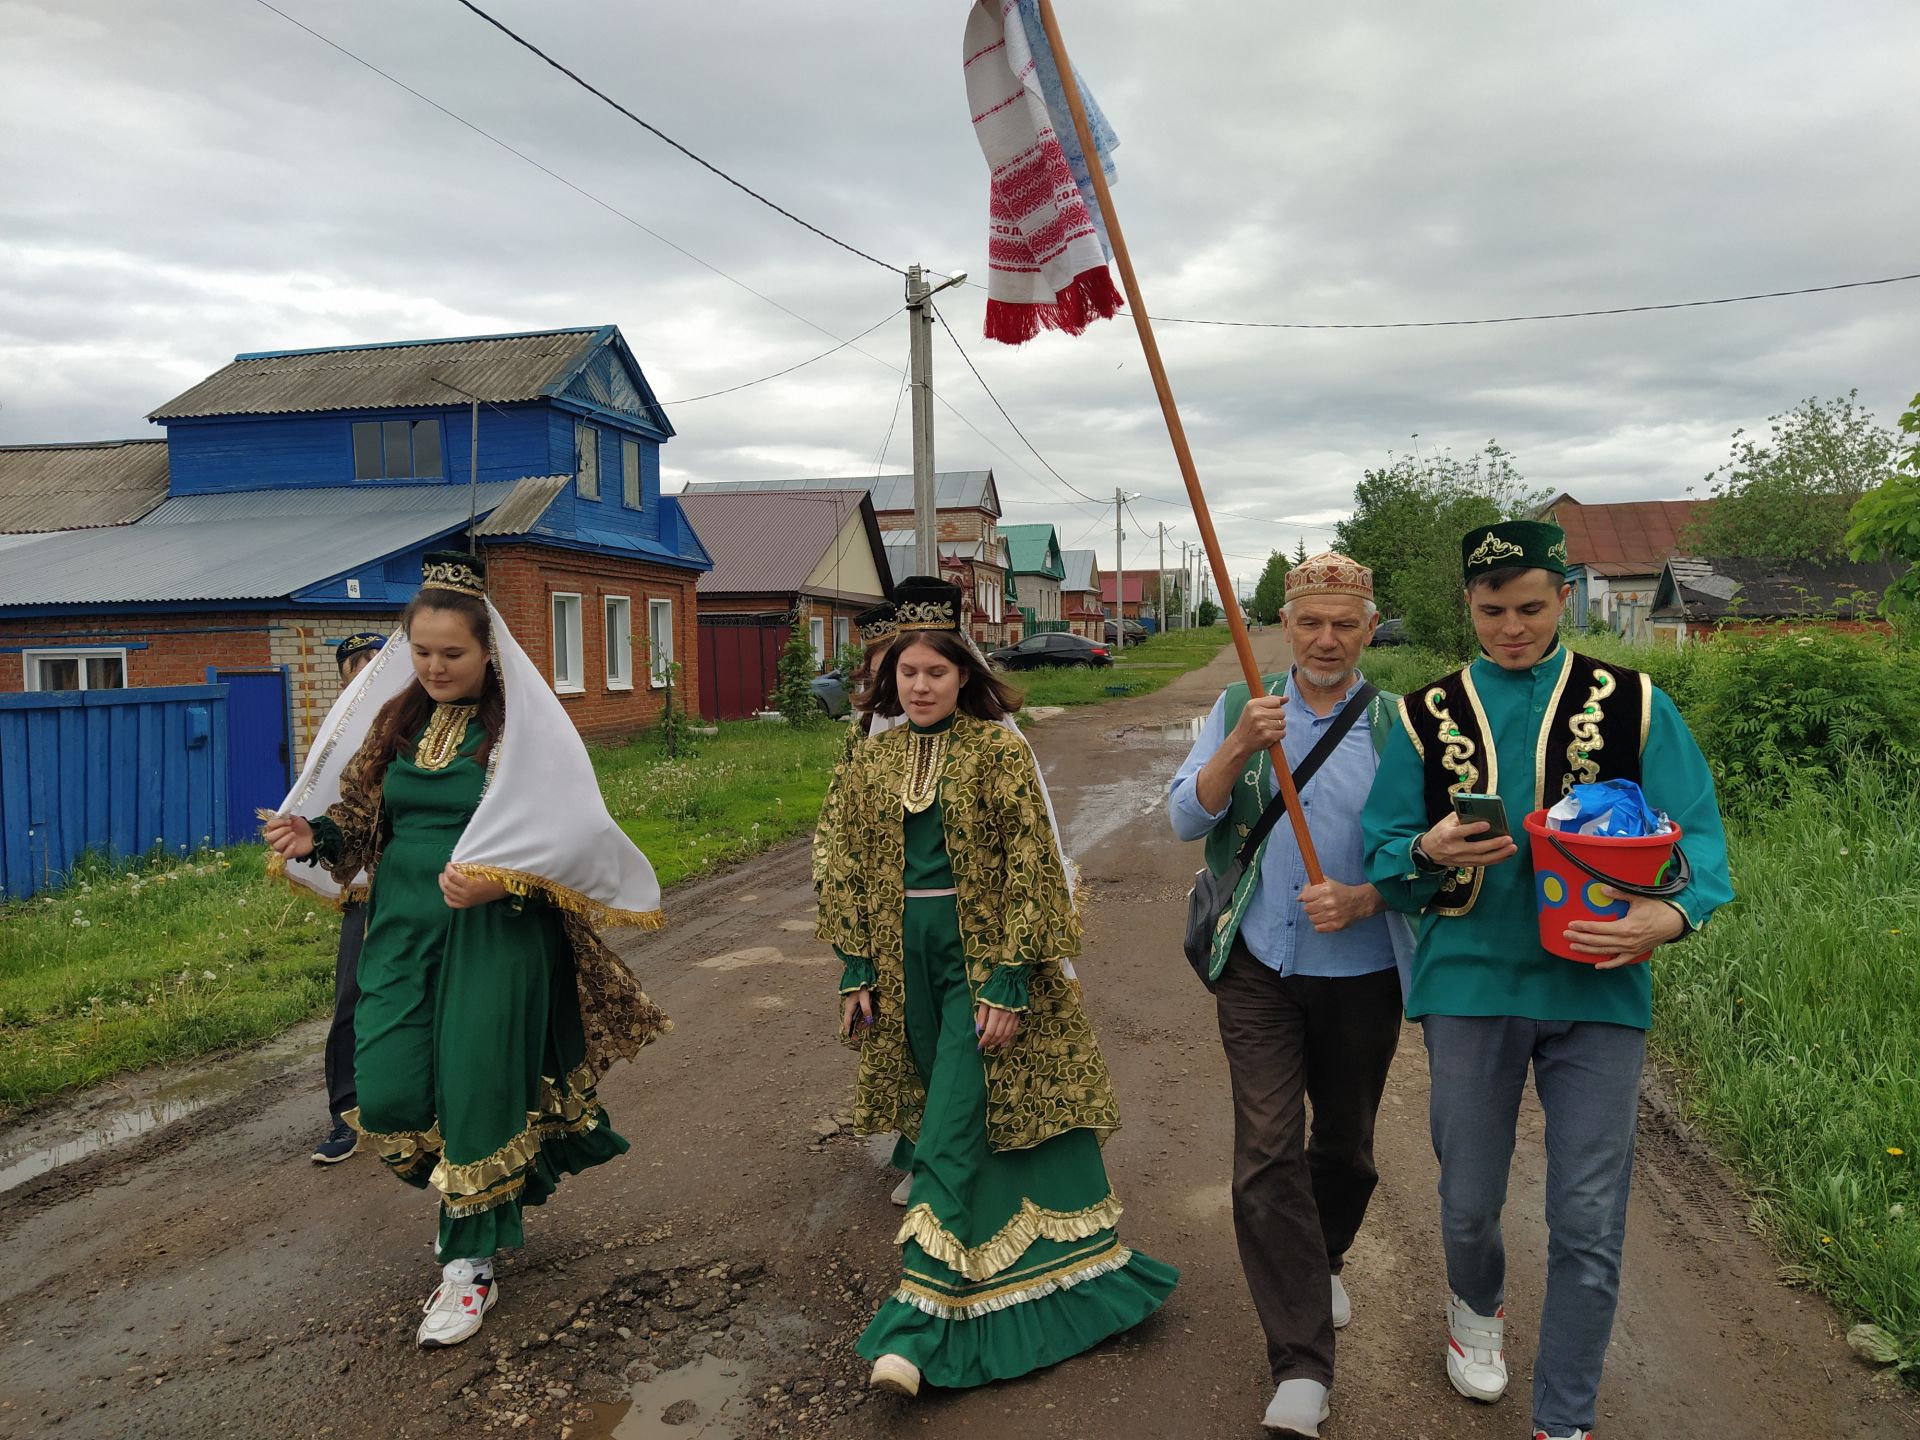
<box><xmin>578</xmin><ymin>1354</ymin><xmax>758</xmax><ymax>1439</ymax></box>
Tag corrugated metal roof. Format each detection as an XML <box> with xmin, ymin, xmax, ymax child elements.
<box><xmin>149</xmin><ymin>329</ymin><xmax>604</xmax><ymax>419</ymax></box>
<box><xmin>0</xmin><ymin>482</ymin><xmax>525</xmax><ymax>605</ymax></box>
<box><xmin>1001</xmin><ymin>523</ymin><xmax>1063</xmax><ymax>578</ymax></box>
<box><xmin>1548</xmin><ymin>497</ymin><xmax>1704</xmax><ymax>568</ymax></box>
<box><xmin>1060</xmin><ymin>548</ymin><xmax>1099</xmax><ymax>592</ymax></box>
<box><xmin>475</xmin><ymin>476</ymin><xmax>569</xmax><ymax>536</ymax></box>
<box><xmin>677</xmin><ymin>490</ymin><xmax>880</xmax><ymax>596</ymax></box>
<box><xmin>682</xmin><ymin>470</ymin><xmax>1000</xmax><ymax>516</ymax></box>
<box><xmin>0</xmin><ymin>440</ymin><xmax>169</xmax><ymax>533</ymax></box>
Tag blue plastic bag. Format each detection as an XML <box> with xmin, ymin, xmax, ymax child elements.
<box><xmin>1545</xmin><ymin>779</ymin><xmax>1668</xmax><ymax>837</ymax></box>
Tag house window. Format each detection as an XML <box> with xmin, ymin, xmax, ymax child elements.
<box><xmin>352</xmin><ymin>418</ymin><xmax>442</xmax><ymax>480</ymax></box>
<box><xmin>604</xmin><ymin>596</ymin><xmax>633</xmax><ymax>691</ymax></box>
<box><xmin>809</xmin><ymin>617</ymin><xmax>826</xmax><ymax>669</ymax></box>
<box><xmin>575</xmin><ymin>421</ymin><xmax>600</xmax><ymax>500</ymax></box>
<box><xmin>832</xmin><ymin>616</ymin><xmax>850</xmax><ymax>660</ymax></box>
<box><xmin>647</xmin><ymin>598</ymin><xmax>674</xmax><ymax>687</ymax></box>
<box><xmin>622</xmin><ymin>438</ymin><xmax>642</xmax><ymax>509</ymax></box>
<box><xmin>551</xmin><ymin>593</ymin><xmax>584</xmax><ymax>693</ymax></box>
<box><xmin>24</xmin><ymin>648</ymin><xmax>127</xmax><ymax>692</ymax></box>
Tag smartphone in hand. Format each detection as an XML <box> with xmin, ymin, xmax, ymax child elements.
<box><xmin>1450</xmin><ymin>791</ymin><xmax>1511</xmax><ymax>839</ymax></box>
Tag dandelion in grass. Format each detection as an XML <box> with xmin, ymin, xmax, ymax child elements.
<box><xmin>1890</xmin><ymin>1147</ymin><xmax>1906</xmax><ymax>1157</ymax></box>
<box><xmin>1821</xmin><ymin>1235</ymin><xmax>1834</xmax><ymax>1245</ymax></box>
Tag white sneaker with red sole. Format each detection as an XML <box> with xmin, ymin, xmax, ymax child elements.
<box><xmin>417</xmin><ymin>1261</ymin><xmax>497</xmax><ymax>1348</ymax></box>
<box><xmin>1445</xmin><ymin>1293</ymin><xmax>1507</xmax><ymax>1402</ymax></box>
<box><xmin>1534</xmin><ymin>1430</ymin><xmax>1594</xmax><ymax>1439</ymax></box>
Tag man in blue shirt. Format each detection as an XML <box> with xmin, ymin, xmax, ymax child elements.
<box><xmin>1167</xmin><ymin>554</ymin><xmax>1404</xmax><ymax>1439</ymax></box>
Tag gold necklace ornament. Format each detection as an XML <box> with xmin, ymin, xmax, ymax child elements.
<box><xmin>901</xmin><ymin>727</ymin><xmax>949</xmax><ymax>814</ymax></box>
<box><xmin>416</xmin><ymin>703</ymin><xmax>478</xmax><ymax>772</ymax></box>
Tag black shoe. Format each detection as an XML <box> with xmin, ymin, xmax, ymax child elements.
<box><xmin>311</xmin><ymin>1119</ymin><xmax>358</xmax><ymax>1164</ymax></box>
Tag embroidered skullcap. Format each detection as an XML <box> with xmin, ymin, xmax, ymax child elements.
<box><xmin>421</xmin><ymin>549</ymin><xmax>487</xmax><ymax>598</ymax></box>
<box><xmin>1460</xmin><ymin>521</ymin><xmax>1569</xmax><ymax>581</ymax></box>
<box><xmin>1284</xmin><ymin>552</ymin><xmax>1373</xmax><ymax>602</ymax></box>
<box><xmin>855</xmin><ymin>601</ymin><xmax>898</xmax><ymax>645</ymax></box>
<box><xmin>892</xmin><ymin>576</ymin><xmax>962</xmax><ymax>633</ymax></box>
<box><xmin>334</xmin><ymin>631</ymin><xmax>386</xmax><ymax>670</ymax></box>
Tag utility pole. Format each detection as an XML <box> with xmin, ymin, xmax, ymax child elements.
<box><xmin>904</xmin><ymin>265</ymin><xmax>968</xmax><ymax>575</ymax></box>
<box><xmin>1113</xmin><ymin>487</ymin><xmax>1125</xmax><ymax>638</ymax></box>
<box><xmin>1156</xmin><ymin>523</ymin><xmax>1167</xmax><ymax>633</ymax></box>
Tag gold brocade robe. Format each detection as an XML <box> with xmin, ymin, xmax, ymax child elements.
<box><xmin>813</xmin><ymin>713</ymin><xmax>1120</xmax><ymax>1152</ymax></box>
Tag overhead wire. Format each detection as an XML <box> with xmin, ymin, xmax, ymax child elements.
<box><xmin>873</xmin><ymin>369</ymin><xmax>909</xmax><ymax>474</ymax></box>
<box><xmin>657</xmin><ymin>308</ymin><xmax>905</xmax><ymax>404</ymax></box>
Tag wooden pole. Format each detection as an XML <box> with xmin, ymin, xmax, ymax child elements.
<box><xmin>1032</xmin><ymin>0</ymin><xmax>1324</xmax><ymax>882</ymax></box>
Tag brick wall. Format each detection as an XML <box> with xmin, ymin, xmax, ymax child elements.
<box><xmin>486</xmin><ymin>544</ymin><xmax>702</xmax><ymax>742</ymax></box>
<box><xmin>274</xmin><ymin>612</ymin><xmax>404</xmax><ymax>760</ymax></box>
<box><xmin>874</xmin><ymin>507</ymin><xmax>989</xmax><ymax>543</ymax></box>
<box><xmin>0</xmin><ymin>613</ymin><xmax>277</xmax><ymax>693</ymax></box>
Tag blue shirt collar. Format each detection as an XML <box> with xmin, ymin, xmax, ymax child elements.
<box><xmin>1283</xmin><ymin>667</ymin><xmax>1369</xmax><ymax>713</ymax></box>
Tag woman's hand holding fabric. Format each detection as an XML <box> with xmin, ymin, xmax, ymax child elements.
<box><xmin>263</xmin><ymin>814</ymin><xmax>314</xmax><ymax>860</ymax></box>
<box><xmin>975</xmin><ymin>1003</ymin><xmax>1020</xmax><ymax>1052</ymax></box>
<box><xmin>439</xmin><ymin>864</ymin><xmax>509</xmax><ymax>910</ymax></box>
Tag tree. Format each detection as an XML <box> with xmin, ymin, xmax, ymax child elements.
<box><xmin>1196</xmin><ymin>597</ymin><xmax>1221</xmax><ymax>627</ymax></box>
<box><xmin>774</xmin><ymin>619</ymin><xmax>822</xmax><ymax>726</ymax></box>
<box><xmin>1847</xmin><ymin>390</ymin><xmax>1920</xmax><ymax>615</ymax></box>
<box><xmin>1334</xmin><ymin>441</ymin><xmax>1544</xmax><ymax>656</ymax></box>
<box><xmin>1685</xmin><ymin>391</ymin><xmax>1896</xmax><ymax>560</ymax></box>
<box><xmin>1250</xmin><ymin>551</ymin><xmax>1290</xmax><ymax>623</ymax></box>
<box><xmin>1292</xmin><ymin>537</ymin><xmax>1309</xmax><ymax>565</ymax></box>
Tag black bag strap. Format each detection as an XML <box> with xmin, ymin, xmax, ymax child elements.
<box><xmin>1235</xmin><ymin>682</ymin><xmax>1379</xmax><ymax>866</ymax></box>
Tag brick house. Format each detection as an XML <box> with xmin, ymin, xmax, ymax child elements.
<box><xmin>673</xmin><ymin>488</ymin><xmax>892</xmax><ymax>718</ymax></box>
<box><xmin>684</xmin><ymin>470</ymin><xmax>1021</xmax><ymax>648</ymax></box>
<box><xmin>0</xmin><ymin>326</ymin><xmax>710</xmax><ymax>826</ymax></box>
<box><xmin>1058</xmin><ymin>548</ymin><xmax>1105</xmax><ymax>639</ymax></box>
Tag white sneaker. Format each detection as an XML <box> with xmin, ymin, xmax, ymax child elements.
<box><xmin>416</xmin><ymin>1260</ymin><xmax>497</xmax><ymax>1349</ymax></box>
<box><xmin>1533</xmin><ymin>1430</ymin><xmax>1593</xmax><ymax>1440</ymax></box>
<box><xmin>1330</xmin><ymin>1273</ymin><xmax>1351</xmax><ymax>1330</ymax></box>
<box><xmin>869</xmin><ymin>1353</ymin><xmax>920</xmax><ymax>1397</ymax></box>
<box><xmin>890</xmin><ymin>1173</ymin><xmax>913</xmax><ymax>1206</ymax></box>
<box><xmin>1261</xmin><ymin>1378</ymin><xmax>1330</xmax><ymax>1436</ymax></box>
<box><xmin>1445</xmin><ymin>1293</ymin><xmax>1507</xmax><ymax>1402</ymax></box>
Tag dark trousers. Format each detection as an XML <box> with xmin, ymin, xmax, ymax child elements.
<box><xmin>323</xmin><ymin>902</ymin><xmax>366</xmax><ymax>1120</ymax></box>
<box><xmin>1214</xmin><ymin>939</ymin><xmax>1403</xmax><ymax>1386</ymax></box>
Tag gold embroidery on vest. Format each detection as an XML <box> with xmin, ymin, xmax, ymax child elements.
<box><xmin>1425</xmin><ymin>687</ymin><xmax>1480</xmax><ymax>795</ymax></box>
<box><xmin>902</xmin><ymin>728</ymin><xmax>949</xmax><ymax>813</ymax></box>
<box><xmin>415</xmin><ymin>703</ymin><xmax>477</xmax><ymax>772</ymax></box>
<box><xmin>1564</xmin><ymin>669</ymin><xmax>1616</xmax><ymax>792</ymax></box>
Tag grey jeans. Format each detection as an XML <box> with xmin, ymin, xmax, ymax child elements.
<box><xmin>1421</xmin><ymin>1015</ymin><xmax>1645</xmax><ymax>1435</ymax></box>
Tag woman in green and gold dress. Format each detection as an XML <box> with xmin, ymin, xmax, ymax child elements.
<box><xmin>813</xmin><ymin>577</ymin><xmax>1175</xmax><ymax>1396</ymax></box>
<box><xmin>266</xmin><ymin>551</ymin><xmax>667</xmax><ymax>1349</ymax></box>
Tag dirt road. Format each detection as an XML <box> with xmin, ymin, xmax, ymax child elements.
<box><xmin>2</xmin><ymin>632</ymin><xmax>1914</xmax><ymax>1440</ymax></box>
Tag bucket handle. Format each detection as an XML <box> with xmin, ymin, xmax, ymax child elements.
<box><xmin>1543</xmin><ymin>832</ymin><xmax>1691</xmax><ymax>899</ymax></box>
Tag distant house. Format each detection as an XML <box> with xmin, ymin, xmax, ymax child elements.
<box><xmin>1059</xmin><ymin>548</ymin><xmax>1104</xmax><ymax>639</ymax></box>
<box><xmin>1101</xmin><ymin>570</ymin><xmax>1148</xmax><ymax>622</ymax></box>
<box><xmin>684</xmin><ymin>471</ymin><xmax>1020</xmax><ymax>647</ymax></box>
<box><xmin>1539</xmin><ymin>493</ymin><xmax>1706</xmax><ymax>639</ymax></box>
<box><xmin>674</xmin><ymin>488</ymin><xmax>892</xmax><ymax>719</ymax></box>
<box><xmin>1001</xmin><ymin>523</ymin><xmax>1066</xmax><ymax>629</ymax></box>
<box><xmin>0</xmin><ymin>326</ymin><xmax>711</xmax><ymax>838</ymax></box>
<box><xmin>1649</xmin><ymin>555</ymin><xmax>1907</xmax><ymax>645</ymax></box>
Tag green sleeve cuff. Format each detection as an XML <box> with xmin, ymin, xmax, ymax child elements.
<box><xmin>979</xmin><ymin>964</ymin><xmax>1030</xmax><ymax>1014</ymax></box>
<box><xmin>306</xmin><ymin>815</ymin><xmax>343</xmax><ymax>866</ymax></box>
<box><xmin>836</xmin><ymin>949</ymin><xmax>876</xmax><ymax>995</ymax></box>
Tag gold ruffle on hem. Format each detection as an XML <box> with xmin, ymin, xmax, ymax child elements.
<box><xmin>893</xmin><ymin>1244</ymin><xmax>1133</xmax><ymax>1320</ymax></box>
<box><xmin>450</xmin><ymin>862</ymin><xmax>666</xmax><ymax>931</ymax></box>
<box><xmin>437</xmin><ymin>1107</ymin><xmax>602</xmax><ymax>1220</ymax></box>
<box><xmin>895</xmin><ymin>1192</ymin><xmax>1125</xmax><ymax>1282</ymax></box>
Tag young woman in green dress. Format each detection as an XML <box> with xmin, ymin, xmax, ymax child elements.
<box><xmin>813</xmin><ymin>577</ymin><xmax>1176</xmax><ymax>1396</ymax></box>
<box><xmin>266</xmin><ymin>551</ymin><xmax>667</xmax><ymax>1349</ymax></box>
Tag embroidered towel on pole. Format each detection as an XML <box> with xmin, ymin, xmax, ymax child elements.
<box><xmin>963</xmin><ymin>0</ymin><xmax>1122</xmax><ymax>344</ymax></box>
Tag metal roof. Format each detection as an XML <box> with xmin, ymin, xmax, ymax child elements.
<box><xmin>1652</xmin><ymin>555</ymin><xmax>1907</xmax><ymax>622</ymax></box>
<box><xmin>0</xmin><ymin>440</ymin><xmax>169</xmax><ymax>533</ymax></box>
<box><xmin>149</xmin><ymin>329</ymin><xmax>606</xmax><ymax>419</ymax></box>
<box><xmin>681</xmin><ymin>470</ymin><xmax>1000</xmax><ymax>517</ymax></box>
<box><xmin>475</xmin><ymin>476</ymin><xmax>570</xmax><ymax>536</ymax></box>
<box><xmin>677</xmin><ymin>489</ymin><xmax>885</xmax><ymax>598</ymax></box>
<box><xmin>1000</xmin><ymin>523</ymin><xmax>1064</xmax><ymax>578</ymax></box>
<box><xmin>1059</xmin><ymin>547</ymin><xmax>1100</xmax><ymax>592</ymax></box>
<box><xmin>0</xmin><ymin>481</ymin><xmax>532</xmax><ymax>606</ymax></box>
<box><xmin>1543</xmin><ymin>495</ymin><xmax>1704</xmax><ymax>568</ymax></box>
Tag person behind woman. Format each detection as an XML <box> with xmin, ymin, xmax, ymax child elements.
<box><xmin>265</xmin><ymin>551</ymin><xmax>669</xmax><ymax>1349</ymax></box>
<box><xmin>813</xmin><ymin>576</ymin><xmax>1175</xmax><ymax>1396</ymax></box>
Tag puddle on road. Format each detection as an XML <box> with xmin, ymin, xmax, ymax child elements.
<box><xmin>0</xmin><ymin>1025</ymin><xmax>320</xmax><ymax>1194</ymax></box>
<box><xmin>1155</xmin><ymin>717</ymin><xmax>1205</xmax><ymax>742</ymax></box>
<box><xmin>577</xmin><ymin>1354</ymin><xmax>758</xmax><ymax>1439</ymax></box>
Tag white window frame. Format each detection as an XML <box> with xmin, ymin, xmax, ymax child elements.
<box><xmin>809</xmin><ymin>616</ymin><xmax>826</xmax><ymax>669</ymax></box>
<box><xmin>551</xmin><ymin>593</ymin><xmax>584</xmax><ymax>694</ymax></box>
<box><xmin>23</xmin><ymin>647</ymin><xmax>128</xmax><ymax>692</ymax></box>
<box><xmin>575</xmin><ymin>421</ymin><xmax>600</xmax><ymax>501</ymax></box>
<box><xmin>832</xmin><ymin>615</ymin><xmax>850</xmax><ymax>660</ymax></box>
<box><xmin>604</xmin><ymin>595</ymin><xmax>633</xmax><ymax>691</ymax></box>
<box><xmin>647</xmin><ymin>598</ymin><xmax>674</xmax><ymax>688</ymax></box>
<box><xmin>621</xmin><ymin>437</ymin><xmax>643</xmax><ymax>510</ymax></box>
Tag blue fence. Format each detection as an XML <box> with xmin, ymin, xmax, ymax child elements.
<box><xmin>0</xmin><ymin>685</ymin><xmax>228</xmax><ymax>901</ymax></box>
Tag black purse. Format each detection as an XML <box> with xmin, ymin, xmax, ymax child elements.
<box><xmin>1183</xmin><ymin>684</ymin><xmax>1377</xmax><ymax>988</ymax></box>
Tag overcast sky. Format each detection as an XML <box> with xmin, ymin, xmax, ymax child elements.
<box><xmin>3</xmin><ymin>0</ymin><xmax>1916</xmax><ymax>594</ymax></box>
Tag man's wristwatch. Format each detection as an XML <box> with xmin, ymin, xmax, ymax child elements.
<box><xmin>1410</xmin><ymin>833</ymin><xmax>1445</xmax><ymax>874</ymax></box>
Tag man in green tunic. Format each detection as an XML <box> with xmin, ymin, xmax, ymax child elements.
<box><xmin>1361</xmin><ymin>521</ymin><xmax>1733</xmax><ymax>1440</ymax></box>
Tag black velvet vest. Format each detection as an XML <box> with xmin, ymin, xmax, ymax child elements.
<box><xmin>1398</xmin><ymin>647</ymin><xmax>1651</xmax><ymax>915</ymax></box>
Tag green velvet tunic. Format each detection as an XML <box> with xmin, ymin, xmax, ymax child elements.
<box><xmin>316</xmin><ymin>709</ymin><xmax>627</xmax><ymax>1259</ymax></box>
<box><xmin>1361</xmin><ymin>645</ymin><xmax>1734</xmax><ymax>1028</ymax></box>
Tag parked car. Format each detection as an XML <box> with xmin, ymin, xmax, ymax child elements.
<box><xmin>1102</xmin><ymin>618</ymin><xmax>1148</xmax><ymax>646</ymax></box>
<box><xmin>811</xmin><ymin>671</ymin><xmax>851</xmax><ymax>717</ymax></box>
<box><xmin>1369</xmin><ymin>617</ymin><xmax>1408</xmax><ymax>647</ymax></box>
<box><xmin>987</xmin><ymin>633</ymin><xmax>1113</xmax><ymax>670</ymax></box>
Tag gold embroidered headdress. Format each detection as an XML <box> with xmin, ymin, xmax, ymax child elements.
<box><xmin>421</xmin><ymin>550</ymin><xmax>487</xmax><ymax>598</ymax></box>
<box><xmin>893</xmin><ymin>576</ymin><xmax>962</xmax><ymax>633</ymax></box>
<box><xmin>856</xmin><ymin>601</ymin><xmax>899</xmax><ymax>646</ymax></box>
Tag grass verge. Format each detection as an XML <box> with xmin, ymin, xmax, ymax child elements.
<box><xmin>1014</xmin><ymin>626</ymin><xmax>1233</xmax><ymax>707</ymax></box>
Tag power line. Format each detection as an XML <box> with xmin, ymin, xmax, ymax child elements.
<box><xmin>448</xmin><ymin>0</ymin><xmax>903</xmax><ymax>276</ymax></box>
<box><xmin>657</xmin><ymin>308</ymin><xmax>904</xmax><ymax>404</ymax></box>
<box><xmin>873</xmin><ymin>369</ymin><xmax>909</xmax><ymax>474</ymax></box>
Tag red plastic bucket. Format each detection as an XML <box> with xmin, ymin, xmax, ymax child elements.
<box><xmin>1523</xmin><ymin>810</ymin><xmax>1684</xmax><ymax>965</ymax></box>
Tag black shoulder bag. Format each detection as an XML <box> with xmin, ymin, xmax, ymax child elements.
<box><xmin>1182</xmin><ymin>684</ymin><xmax>1378</xmax><ymax>988</ymax></box>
